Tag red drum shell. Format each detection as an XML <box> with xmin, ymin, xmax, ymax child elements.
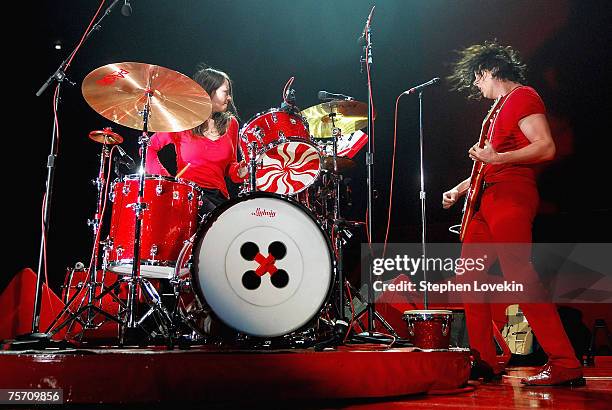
<box><xmin>256</xmin><ymin>140</ymin><xmax>321</xmax><ymax>195</ymax></box>
<box><xmin>403</xmin><ymin>309</ymin><xmax>453</xmax><ymax>350</ymax></box>
<box><xmin>107</xmin><ymin>175</ymin><xmax>201</xmax><ymax>278</ymax></box>
<box><xmin>239</xmin><ymin>108</ymin><xmax>310</xmax><ymax>161</ymax></box>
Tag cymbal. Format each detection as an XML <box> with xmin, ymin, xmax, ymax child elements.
<box><xmin>301</xmin><ymin>100</ymin><xmax>369</xmax><ymax>138</ymax></box>
<box><xmin>82</xmin><ymin>62</ymin><xmax>212</xmax><ymax>132</ymax></box>
<box><xmin>321</xmin><ymin>156</ymin><xmax>356</xmax><ymax>172</ymax></box>
<box><xmin>88</xmin><ymin>127</ymin><xmax>123</xmax><ymax>145</ymax></box>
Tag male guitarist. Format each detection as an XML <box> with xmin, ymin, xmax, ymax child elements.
<box><xmin>442</xmin><ymin>41</ymin><xmax>584</xmax><ymax>386</ymax></box>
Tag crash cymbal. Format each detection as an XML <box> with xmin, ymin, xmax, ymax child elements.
<box><xmin>301</xmin><ymin>100</ymin><xmax>369</xmax><ymax>138</ymax></box>
<box><xmin>88</xmin><ymin>127</ymin><xmax>123</xmax><ymax>145</ymax></box>
<box><xmin>321</xmin><ymin>156</ymin><xmax>356</xmax><ymax>172</ymax></box>
<box><xmin>82</xmin><ymin>62</ymin><xmax>212</xmax><ymax>132</ymax></box>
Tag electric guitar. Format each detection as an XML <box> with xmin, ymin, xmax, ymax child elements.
<box><xmin>458</xmin><ymin>96</ymin><xmax>503</xmax><ymax>241</ymax></box>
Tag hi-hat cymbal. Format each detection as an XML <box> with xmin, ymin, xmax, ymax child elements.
<box><xmin>82</xmin><ymin>62</ymin><xmax>212</xmax><ymax>132</ymax></box>
<box><xmin>301</xmin><ymin>100</ymin><xmax>369</xmax><ymax>138</ymax></box>
<box><xmin>321</xmin><ymin>156</ymin><xmax>356</xmax><ymax>172</ymax></box>
<box><xmin>88</xmin><ymin>127</ymin><xmax>123</xmax><ymax>145</ymax></box>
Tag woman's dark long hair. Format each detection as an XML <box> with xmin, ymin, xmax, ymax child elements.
<box><xmin>447</xmin><ymin>40</ymin><xmax>527</xmax><ymax>99</ymax></box>
<box><xmin>191</xmin><ymin>65</ymin><xmax>239</xmax><ymax>136</ymax></box>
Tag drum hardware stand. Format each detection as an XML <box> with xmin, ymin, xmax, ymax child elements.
<box><xmin>247</xmin><ymin>141</ymin><xmax>259</xmax><ymax>192</ymax></box>
<box><xmin>358</xmin><ymin>6</ymin><xmax>391</xmax><ymax>337</ymax></box>
<box><xmin>328</xmin><ymin>113</ymin><xmax>347</xmax><ymax>323</ymax></box>
<box><xmin>165</xmin><ymin>235</ymin><xmax>209</xmax><ymax>343</ymax></box>
<box><xmin>118</xmin><ymin>92</ymin><xmax>177</xmax><ymax>345</ymax></box>
<box><xmin>314</xmin><ymin>115</ymin><xmax>355</xmax><ymax>350</ymax></box>
<box><xmin>8</xmin><ymin>0</ymin><xmax>126</xmax><ymax>350</ymax></box>
<box><xmin>346</xmin><ymin>281</ymin><xmax>399</xmax><ymax>340</ymax></box>
<box><xmin>45</xmin><ymin>139</ymin><xmax>127</xmax><ymax>341</ymax></box>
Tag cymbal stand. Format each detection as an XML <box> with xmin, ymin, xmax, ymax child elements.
<box><xmin>45</xmin><ymin>142</ymin><xmax>125</xmax><ymax>341</ymax></box>
<box><xmin>315</xmin><ymin>113</ymin><xmax>358</xmax><ymax>350</ymax></box>
<box><xmin>361</xmin><ymin>6</ymin><xmax>378</xmax><ymax>334</ymax></box>
<box><xmin>120</xmin><ymin>89</ymin><xmax>174</xmax><ymax>344</ymax></box>
<box><xmin>328</xmin><ymin>112</ymin><xmax>346</xmax><ymax>322</ymax></box>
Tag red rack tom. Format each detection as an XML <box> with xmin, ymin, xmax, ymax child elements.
<box><xmin>239</xmin><ymin>108</ymin><xmax>321</xmax><ymax>195</ymax></box>
<box><xmin>107</xmin><ymin>175</ymin><xmax>202</xmax><ymax>279</ymax></box>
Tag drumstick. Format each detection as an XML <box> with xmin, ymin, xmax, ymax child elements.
<box><xmin>176</xmin><ymin>162</ymin><xmax>191</xmax><ymax>179</ymax></box>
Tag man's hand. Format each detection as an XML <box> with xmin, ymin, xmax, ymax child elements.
<box><xmin>468</xmin><ymin>140</ymin><xmax>502</xmax><ymax>164</ymax></box>
<box><xmin>442</xmin><ymin>188</ymin><xmax>460</xmax><ymax>209</ymax></box>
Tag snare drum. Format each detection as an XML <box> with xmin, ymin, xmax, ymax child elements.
<box><xmin>107</xmin><ymin>175</ymin><xmax>202</xmax><ymax>279</ymax></box>
<box><xmin>191</xmin><ymin>192</ymin><xmax>333</xmax><ymax>337</ymax></box>
<box><xmin>239</xmin><ymin>109</ymin><xmax>322</xmax><ymax>195</ymax></box>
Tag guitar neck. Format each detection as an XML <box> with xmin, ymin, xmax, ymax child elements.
<box><xmin>457</xmin><ymin>96</ymin><xmax>504</xmax><ymax>240</ymax></box>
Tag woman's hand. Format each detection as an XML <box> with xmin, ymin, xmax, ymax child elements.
<box><xmin>237</xmin><ymin>161</ymin><xmax>248</xmax><ymax>179</ymax></box>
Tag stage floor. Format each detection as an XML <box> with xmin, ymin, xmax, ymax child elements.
<box><xmin>1</xmin><ymin>345</ymin><xmax>611</xmax><ymax>409</ymax></box>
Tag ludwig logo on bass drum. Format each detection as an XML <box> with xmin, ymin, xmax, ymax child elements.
<box><xmin>251</xmin><ymin>207</ymin><xmax>277</xmax><ymax>218</ymax></box>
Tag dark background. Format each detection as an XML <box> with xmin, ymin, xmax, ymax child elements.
<box><xmin>5</xmin><ymin>0</ymin><xmax>611</xmax><ymax>294</ymax></box>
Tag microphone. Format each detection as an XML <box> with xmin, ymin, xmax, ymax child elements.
<box><xmin>358</xmin><ymin>6</ymin><xmax>376</xmax><ymax>44</ymax></box>
<box><xmin>121</xmin><ymin>0</ymin><xmax>132</xmax><ymax>17</ymax></box>
<box><xmin>116</xmin><ymin>145</ymin><xmax>136</xmax><ymax>169</ymax></box>
<box><xmin>318</xmin><ymin>90</ymin><xmax>354</xmax><ymax>101</ymax></box>
<box><xmin>403</xmin><ymin>77</ymin><xmax>441</xmax><ymax>95</ymax></box>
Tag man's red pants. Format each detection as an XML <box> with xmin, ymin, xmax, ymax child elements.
<box><xmin>461</xmin><ymin>181</ymin><xmax>580</xmax><ymax>370</ymax></box>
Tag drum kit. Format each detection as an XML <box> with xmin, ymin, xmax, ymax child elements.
<box><xmin>46</xmin><ymin>62</ymin><xmax>376</xmax><ymax>347</ymax></box>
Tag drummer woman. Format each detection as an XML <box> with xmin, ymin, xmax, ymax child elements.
<box><xmin>146</xmin><ymin>65</ymin><xmax>247</xmax><ymax>213</ymax></box>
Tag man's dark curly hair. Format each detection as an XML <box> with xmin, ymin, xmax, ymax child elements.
<box><xmin>447</xmin><ymin>40</ymin><xmax>527</xmax><ymax>99</ymax></box>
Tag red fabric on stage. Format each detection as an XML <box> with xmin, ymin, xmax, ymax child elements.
<box><xmin>0</xmin><ymin>268</ymin><xmax>65</xmax><ymax>340</ymax></box>
<box><xmin>0</xmin><ymin>347</ymin><xmax>470</xmax><ymax>403</ymax></box>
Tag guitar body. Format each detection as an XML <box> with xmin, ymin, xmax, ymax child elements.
<box><xmin>459</xmin><ymin>96</ymin><xmax>503</xmax><ymax>242</ymax></box>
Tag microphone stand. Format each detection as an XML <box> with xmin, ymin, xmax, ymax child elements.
<box><xmin>417</xmin><ymin>91</ymin><xmax>429</xmax><ymax>309</ymax></box>
<box><xmin>10</xmin><ymin>0</ymin><xmax>123</xmax><ymax>349</ymax></box>
<box><xmin>404</xmin><ymin>79</ymin><xmax>440</xmax><ymax>308</ymax></box>
<box><xmin>351</xmin><ymin>7</ymin><xmax>400</xmax><ymax>342</ymax></box>
<box><xmin>362</xmin><ymin>10</ymin><xmax>377</xmax><ymax>334</ymax></box>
